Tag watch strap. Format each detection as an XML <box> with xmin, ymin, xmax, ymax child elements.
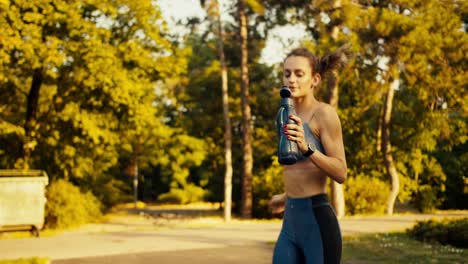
<box><xmin>303</xmin><ymin>143</ymin><xmax>315</xmax><ymax>157</ymax></box>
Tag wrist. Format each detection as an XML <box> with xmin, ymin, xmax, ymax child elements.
<box><xmin>300</xmin><ymin>143</ymin><xmax>309</xmax><ymax>154</ymax></box>
<box><xmin>302</xmin><ymin>143</ymin><xmax>315</xmax><ymax>157</ymax></box>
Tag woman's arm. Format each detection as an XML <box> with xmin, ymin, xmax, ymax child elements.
<box><xmin>287</xmin><ymin>106</ymin><xmax>347</xmax><ymax>183</ymax></box>
<box><xmin>309</xmin><ymin>105</ymin><xmax>347</xmax><ymax>183</ymax></box>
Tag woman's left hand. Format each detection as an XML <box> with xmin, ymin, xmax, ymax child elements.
<box><xmin>284</xmin><ymin>114</ymin><xmax>308</xmax><ymax>154</ymax></box>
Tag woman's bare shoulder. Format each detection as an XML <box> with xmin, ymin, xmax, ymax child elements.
<box><xmin>314</xmin><ymin>103</ymin><xmax>341</xmax><ymax>131</ymax></box>
<box><xmin>315</xmin><ymin>103</ymin><xmax>338</xmax><ymax>120</ymax></box>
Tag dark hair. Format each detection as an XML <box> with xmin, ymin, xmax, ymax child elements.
<box><xmin>285</xmin><ymin>44</ymin><xmax>352</xmax><ymax>77</ymax></box>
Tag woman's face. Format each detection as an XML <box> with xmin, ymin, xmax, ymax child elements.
<box><xmin>283</xmin><ymin>55</ymin><xmax>320</xmax><ymax>98</ymax></box>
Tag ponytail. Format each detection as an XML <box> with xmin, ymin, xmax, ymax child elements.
<box><xmin>316</xmin><ymin>44</ymin><xmax>352</xmax><ymax>76</ymax></box>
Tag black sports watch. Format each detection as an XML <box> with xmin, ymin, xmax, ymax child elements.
<box><xmin>302</xmin><ymin>143</ymin><xmax>315</xmax><ymax>157</ymax></box>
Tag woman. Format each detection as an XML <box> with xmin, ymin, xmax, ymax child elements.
<box><xmin>269</xmin><ymin>46</ymin><xmax>350</xmax><ymax>264</ymax></box>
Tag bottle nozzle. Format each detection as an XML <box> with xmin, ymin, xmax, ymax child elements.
<box><xmin>280</xmin><ymin>86</ymin><xmax>291</xmax><ymax>98</ymax></box>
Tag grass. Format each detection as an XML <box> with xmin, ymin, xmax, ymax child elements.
<box><xmin>0</xmin><ymin>258</ymin><xmax>49</xmax><ymax>264</ymax></box>
<box><xmin>343</xmin><ymin>232</ymin><xmax>467</xmax><ymax>264</ymax></box>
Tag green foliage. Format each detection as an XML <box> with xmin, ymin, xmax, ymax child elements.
<box><xmin>45</xmin><ymin>180</ymin><xmax>102</xmax><ymax>229</ymax></box>
<box><xmin>0</xmin><ymin>0</ymin><xmax>208</xmax><ymax>211</ymax></box>
<box><xmin>157</xmin><ymin>184</ymin><xmax>206</xmax><ymax>204</ymax></box>
<box><xmin>407</xmin><ymin>218</ymin><xmax>468</xmax><ymax>249</ymax></box>
<box><xmin>438</xmin><ymin>143</ymin><xmax>468</xmax><ymax>209</ymax></box>
<box><xmin>413</xmin><ymin>185</ymin><xmax>440</xmax><ymax>213</ymax></box>
<box><xmin>0</xmin><ymin>0</ymin><xmax>174</xmax><ymax>176</ymax></box>
<box><xmin>344</xmin><ymin>174</ymin><xmax>390</xmax><ymax>215</ymax></box>
<box><xmin>95</xmin><ymin>177</ymin><xmax>133</xmax><ymax>208</ymax></box>
<box><xmin>252</xmin><ymin>156</ymin><xmax>284</xmax><ymax>218</ymax></box>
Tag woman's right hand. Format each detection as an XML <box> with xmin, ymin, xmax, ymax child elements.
<box><xmin>268</xmin><ymin>193</ymin><xmax>286</xmax><ymax>214</ymax></box>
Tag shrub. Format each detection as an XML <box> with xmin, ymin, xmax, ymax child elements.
<box><xmin>412</xmin><ymin>185</ymin><xmax>440</xmax><ymax>213</ymax></box>
<box><xmin>45</xmin><ymin>180</ymin><xmax>102</xmax><ymax>229</ymax></box>
<box><xmin>407</xmin><ymin>218</ymin><xmax>468</xmax><ymax>248</ymax></box>
<box><xmin>97</xmin><ymin>178</ymin><xmax>133</xmax><ymax>208</ymax></box>
<box><xmin>344</xmin><ymin>175</ymin><xmax>389</xmax><ymax>215</ymax></box>
<box><xmin>157</xmin><ymin>184</ymin><xmax>206</xmax><ymax>204</ymax></box>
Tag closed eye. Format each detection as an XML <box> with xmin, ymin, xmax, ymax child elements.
<box><xmin>295</xmin><ymin>70</ymin><xmax>304</xmax><ymax>77</ymax></box>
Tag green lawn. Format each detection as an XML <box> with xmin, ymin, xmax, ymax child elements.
<box><xmin>343</xmin><ymin>233</ymin><xmax>466</xmax><ymax>264</ymax></box>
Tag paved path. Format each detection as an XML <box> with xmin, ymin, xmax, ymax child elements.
<box><xmin>0</xmin><ymin>210</ymin><xmax>465</xmax><ymax>263</ymax></box>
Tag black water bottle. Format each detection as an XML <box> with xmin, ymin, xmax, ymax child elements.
<box><xmin>277</xmin><ymin>86</ymin><xmax>301</xmax><ymax>165</ymax></box>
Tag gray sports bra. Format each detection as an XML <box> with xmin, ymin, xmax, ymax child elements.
<box><xmin>297</xmin><ymin>122</ymin><xmax>325</xmax><ymax>161</ymax></box>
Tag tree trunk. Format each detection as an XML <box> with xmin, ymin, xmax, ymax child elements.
<box><xmin>22</xmin><ymin>68</ymin><xmax>43</xmax><ymax>168</ymax></box>
<box><xmin>204</xmin><ymin>0</ymin><xmax>234</xmax><ymax>222</ymax></box>
<box><xmin>133</xmin><ymin>159</ymin><xmax>139</xmax><ymax>209</ymax></box>
<box><xmin>238</xmin><ymin>0</ymin><xmax>253</xmax><ymax>218</ymax></box>
<box><xmin>327</xmin><ymin>9</ymin><xmax>346</xmax><ymax>218</ymax></box>
<box><xmin>382</xmin><ymin>75</ymin><xmax>400</xmax><ymax>215</ymax></box>
<box><xmin>377</xmin><ymin>105</ymin><xmax>383</xmax><ymax>152</ymax></box>
<box><xmin>326</xmin><ymin>70</ymin><xmax>345</xmax><ymax>219</ymax></box>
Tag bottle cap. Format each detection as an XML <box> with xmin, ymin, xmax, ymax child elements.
<box><xmin>280</xmin><ymin>86</ymin><xmax>291</xmax><ymax>98</ymax></box>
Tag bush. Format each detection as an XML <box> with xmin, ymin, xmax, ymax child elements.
<box><xmin>407</xmin><ymin>218</ymin><xmax>468</xmax><ymax>248</ymax></box>
<box><xmin>45</xmin><ymin>180</ymin><xmax>102</xmax><ymax>229</ymax></box>
<box><xmin>252</xmin><ymin>156</ymin><xmax>284</xmax><ymax>218</ymax></box>
<box><xmin>344</xmin><ymin>175</ymin><xmax>389</xmax><ymax>215</ymax></box>
<box><xmin>413</xmin><ymin>185</ymin><xmax>440</xmax><ymax>213</ymax></box>
<box><xmin>157</xmin><ymin>184</ymin><xmax>206</xmax><ymax>204</ymax></box>
<box><xmin>97</xmin><ymin>178</ymin><xmax>133</xmax><ymax>208</ymax></box>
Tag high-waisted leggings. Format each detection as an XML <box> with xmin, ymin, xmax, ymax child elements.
<box><xmin>272</xmin><ymin>194</ymin><xmax>342</xmax><ymax>264</ymax></box>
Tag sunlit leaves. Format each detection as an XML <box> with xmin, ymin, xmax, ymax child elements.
<box><xmin>0</xmin><ymin>0</ymin><xmax>205</xmax><ymax>193</ymax></box>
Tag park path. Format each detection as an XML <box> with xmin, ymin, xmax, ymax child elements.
<box><xmin>0</xmin><ymin>206</ymin><xmax>466</xmax><ymax>264</ymax></box>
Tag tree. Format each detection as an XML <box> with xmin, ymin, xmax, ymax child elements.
<box><xmin>202</xmin><ymin>0</ymin><xmax>234</xmax><ymax>221</ymax></box>
<box><xmin>238</xmin><ymin>0</ymin><xmax>253</xmax><ymax>218</ymax></box>
<box><xmin>0</xmin><ymin>0</ymin><xmax>205</xmax><ymax>205</ymax></box>
<box><xmin>353</xmin><ymin>0</ymin><xmax>468</xmax><ymax>213</ymax></box>
<box><xmin>381</xmin><ymin>67</ymin><xmax>400</xmax><ymax>215</ymax></box>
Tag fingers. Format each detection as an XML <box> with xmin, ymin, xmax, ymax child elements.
<box><xmin>283</xmin><ymin>115</ymin><xmax>304</xmax><ymax>143</ymax></box>
<box><xmin>283</xmin><ymin>115</ymin><xmax>303</xmax><ymax>132</ymax></box>
<box><xmin>288</xmin><ymin>114</ymin><xmax>302</xmax><ymax>126</ymax></box>
<box><xmin>286</xmin><ymin>134</ymin><xmax>307</xmax><ymax>151</ymax></box>
<box><xmin>269</xmin><ymin>204</ymin><xmax>284</xmax><ymax>214</ymax></box>
<box><xmin>271</xmin><ymin>205</ymin><xmax>285</xmax><ymax>214</ymax></box>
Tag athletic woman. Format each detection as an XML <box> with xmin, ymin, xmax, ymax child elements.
<box><xmin>269</xmin><ymin>46</ymin><xmax>350</xmax><ymax>264</ymax></box>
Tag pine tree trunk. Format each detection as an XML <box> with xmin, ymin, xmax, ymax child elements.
<box><xmin>326</xmin><ymin>70</ymin><xmax>345</xmax><ymax>219</ymax></box>
<box><xmin>238</xmin><ymin>0</ymin><xmax>253</xmax><ymax>218</ymax></box>
<box><xmin>382</xmin><ymin>76</ymin><xmax>400</xmax><ymax>215</ymax></box>
<box><xmin>327</xmin><ymin>12</ymin><xmax>345</xmax><ymax>218</ymax></box>
<box><xmin>22</xmin><ymin>68</ymin><xmax>43</xmax><ymax>169</ymax></box>
<box><xmin>207</xmin><ymin>0</ymin><xmax>234</xmax><ymax>222</ymax></box>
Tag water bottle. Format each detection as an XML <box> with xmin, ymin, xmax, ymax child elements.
<box><xmin>277</xmin><ymin>86</ymin><xmax>301</xmax><ymax>165</ymax></box>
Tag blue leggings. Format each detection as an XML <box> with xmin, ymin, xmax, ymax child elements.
<box><xmin>273</xmin><ymin>194</ymin><xmax>342</xmax><ymax>264</ymax></box>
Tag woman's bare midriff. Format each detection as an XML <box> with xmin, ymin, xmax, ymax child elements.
<box><xmin>283</xmin><ymin>159</ymin><xmax>327</xmax><ymax>198</ymax></box>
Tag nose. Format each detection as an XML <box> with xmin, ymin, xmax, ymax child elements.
<box><xmin>287</xmin><ymin>74</ymin><xmax>296</xmax><ymax>84</ymax></box>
